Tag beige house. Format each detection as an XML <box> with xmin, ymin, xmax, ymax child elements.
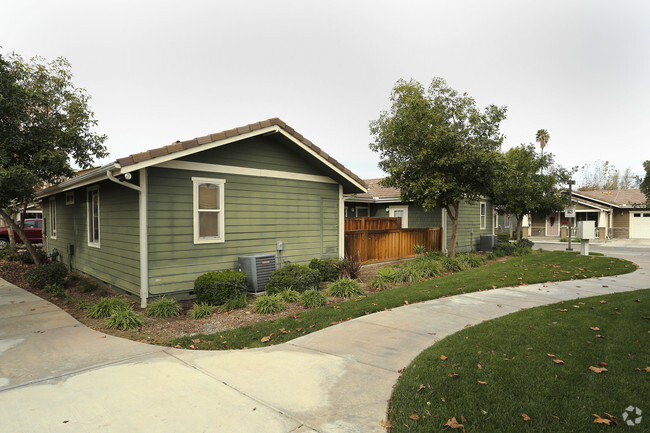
<box><xmin>530</xmin><ymin>189</ymin><xmax>650</xmax><ymax>239</ymax></box>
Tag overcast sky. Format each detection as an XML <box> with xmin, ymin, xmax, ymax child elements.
<box><xmin>2</xmin><ymin>0</ymin><xmax>649</xmax><ymax>184</ymax></box>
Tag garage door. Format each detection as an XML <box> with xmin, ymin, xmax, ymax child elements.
<box><xmin>630</xmin><ymin>211</ymin><xmax>650</xmax><ymax>239</ymax></box>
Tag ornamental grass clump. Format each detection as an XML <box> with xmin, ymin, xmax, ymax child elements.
<box><xmin>327</xmin><ymin>278</ymin><xmax>364</xmax><ymax>298</ymax></box>
<box><xmin>253</xmin><ymin>295</ymin><xmax>286</xmax><ymax>314</ymax></box>
<box><xmin>222</xmin><ymin>294</ymin><xmax>248</xmax><ymax>310</ymax></box>
<box><xmin>104</xmin><ymin>306</ymin><xmax>143</xmax><ymax>330</ymax></box>
<box><xmin>277</xmin><ymin>289</ymin><xmax>300</xmax><ymax>303</ymax></box>
<box><xmin>190</xmin><ymin>302</ymin><xmax>215</xmax><ymax>319</ymax></box>
<box><xmin>146</xmin><ymin>297</ymin><xmax>181</xmax><ymax>318</ymax></box>
<box><xmin>300</xmin><ymin>289</ymin><xmax>327</xmax><ymax>308</ymax></box>
<box><xmin>87</xmin><ymin>297</ymin><xmax>130</xmax><ymax>319</ymax></box>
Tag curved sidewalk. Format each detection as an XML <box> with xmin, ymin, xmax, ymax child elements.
<box><xmin>0</xmin><ymin>247</ymin><xmax>648</xmax><ymax>433</ymax></box>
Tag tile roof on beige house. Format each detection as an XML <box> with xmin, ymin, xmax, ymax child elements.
<box><xmin>574</xmin><ymin>189</ymin><xmax>648</xmax><ymax>208</ymax></box>
<box><xmin>345</xmin><ymin>178</ymin><xmax>402</xmax><ymax>201</ymax></box>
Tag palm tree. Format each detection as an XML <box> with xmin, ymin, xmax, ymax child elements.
<box><xmin>536</xmin><ymin>129</ymin><xmax>550</xmax><ymax>156</ymax></box>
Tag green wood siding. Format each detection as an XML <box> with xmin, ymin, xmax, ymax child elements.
<box><xmin>445</xmin><ymin>199</ymin><xmax>494</xmax><ymax>252</ymax></box>
<box><xmin>43</xmin><ymin>181</ymin><xmax>141</xmax><ymax>295</ymax></box>
<box><xmin>147</xmin><ymin>166</ymin><xmax>340</xmax><ymax>295</ymax></box>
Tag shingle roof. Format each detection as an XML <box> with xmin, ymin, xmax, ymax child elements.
<box><xmin>116</xmin><ymin>117</ymin><xmax>366</xmax><ymax>189</ymax></box>
<box><xmin>574</xmin><ymin>189</ymin><xmax>648</xmax><ymax>207</ymax></box>
<box><xmin>346</xmin><ymin>178</ymin><xmax>401</xmax><ymax>200</ymax></box>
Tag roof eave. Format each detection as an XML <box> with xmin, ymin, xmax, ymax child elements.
<box><xmin>36</xmin><ymin>162</ymin><xmax>119</xmax><ymax>198</ymax></box>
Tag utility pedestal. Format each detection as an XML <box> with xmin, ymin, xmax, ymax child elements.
<box><xmin>577</xmin><ymin>221</ymin><xmax>596</xmax><ymax>256</ymax></box>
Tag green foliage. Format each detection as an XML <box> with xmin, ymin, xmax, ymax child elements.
<box><xmin>300</xmin><ymin>289</ymin><xmax>327</xmax><ymax>308</ymax></box>
<box><xmin>25</xmin><ymin>262</ymin><xmax>68</xmax><ymax>288</ymax></box>
<box><xmin>327</xmin><ymin>278</ymin><xmax>364</xmax><ymax>298</ymax></box>
<box><xmin>87</xmin><ymin>297</ymin><xmax>130</xmax><ymax>319</ymax></box>
<box><xmin>370</xmin><ymin>77</ymin><xmax>507</xmax><ymax>258</ymax></box>
<box><xmin>640</xmin><ymin>160</ymin><xmax>650</xmax><ymax>205</ymax></box>
<box><xmin>369</xmin><ymin>277</ymin><xmax>391</xmax><ymax>290</ymax></box>
<box><xmin>222</xmin><ymin>294</ymin><xmax>248</xmax><ymax>310</ymax></box>
<box><xmin>440</xmin><ymin>256</ymin><xmax>463</xmax><ymax>272</ymax></box>
<box><xmin>77</xmin><ymin>301</ymin><xmax>92</xmax><ymax>311</ymax></box>
<box><xmin>18</xmin><ymin>248</ymin><xmax>48</xmax><ymax>265</ymax></box>
<box><xmin>485</xmin><ymin>253</ymin><xmax>496</xmax><ymax>261</ymax></box>
<box><xmin>496</xmin><ymin>232</ymin><xmax>511</xmax><ymax>243</ymax></box>
<box><xmin>253</xmin><ymin>295</ymin><xmax>286</xmax><ymax>314</ymax></box>
<box><xmin>43</xmin><ymin>283</ymin><xmax>65</xmax><ymax>296</ymax></box>
<box><xmin>412</xmin><ymin>244</ymin><xmax>426</xmax><ymax>254</ymax></box>
<box><xmin>513</xmin><ymin>246</ymin><xmax>533</xmax><ymax>256</ymax></box>
<box><xmin>277</xmin><ymin>289</ymin><xmax>300</xmax><ymax>303</ymax></box>
<box><xmin>493</xmin><ymin>241</ymin><xmax>516</xmax><ymax>257</ymax></box>
<box><xmin>455</xmin><ymin>252</ymin><xmax>487</xmax><ymax>269</ymax></box>
<box><xmin>266</xmin><ymin>264</ymin><xmax>320</xmax><ymax>294</ymax></box>
<box><xmin>81</xmin><ymin>280</ymin><xmax>99</xmax><ymax>293</ymax></box>
<box><xmin>308</xmin><ymin>258</ymin><xmax>340</xmax><ymax>282</ymax></box>
<box><xmin>376</xmin><ymin>266</ymin><xmax>398</xmax><ymax>282</ymax></box>
<box><xmin>146</xmin><ymin>297</ymin><xmax>181</xmax><ymax>318</ymax></box>
<box><xmin>104</xmin><ymin>307</ymin><xmax>143</xmax><ymax>330</ymax></box>
<box><xmin>190</xmin><ymin>302</ymin><xmax>216</xmax><ymax>319</ymax></box>
<box><xmin>515</xmin><ymin>238</ymin><xmax>535</xmax><ymax>249</ymax></box>
<box><xmin>194</xmin><ymin>270</ymin><xmax>247</xmax><ymax>306</ymax></box>
<box><xmin>0</xmin><ymin>249</ymin><xmax>19</xmax><ymax>261</ymax></box>
<box><xmin>394</xmin><ymin>264</ymin><xmax>424</xmax><ymax>283</ymax></box>
<box><xmin>336</xmin><ymin>254</ymin><xmax>361</xmax><ymax>279</ymax></box>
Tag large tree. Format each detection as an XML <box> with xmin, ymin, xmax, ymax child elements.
<box><xmin>535</xmin><ymin>129</ymin><xmax>549</xmax><ymax>155</ymax></box>
<box><xmin>0</xmin><ymin>52</ymin><xmax>107</xmax><ymax>264</ymax></box>
<box><xmin>370</xmin><ymin>78</ymin><xmax>507</xmax><ymax>257</ymax></box>
<box><xmin>492</xmin><ymin>145</ymin><xmax>572</xmax><ymax>240</ymax></box>
<box><xmin>640</xmin><ymin>160</ymin><xmax>650</xmax><ymax>206</ymax></box>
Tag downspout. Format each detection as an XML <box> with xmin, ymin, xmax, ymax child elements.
<box><xmin>106</xmin><ymin>169</ymin><xmax>149</xmax><ymax>308</ymax></box>
<box><xmin>339</xmin><ymin>185</ymin><xmax>344</xmax><ymax>258</ymax></box>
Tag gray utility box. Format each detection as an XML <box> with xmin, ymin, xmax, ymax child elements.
<box><xmin>480</xmin><ymin>235</ymin><xmax>498</xmax><ymax>252</ymax></box>
<box><xmin>238</xmin><ymin>254</ymin><xmax>276</xmax><ymax>294</ymax></box>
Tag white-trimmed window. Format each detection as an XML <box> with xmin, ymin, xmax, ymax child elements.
<box><xmin>66</xmin><ymin>191</ymin><xmax>75</xmax><ymax>205</ymax></box>
<box><xmin>504</xmin><ymin>215</ymin><xmax>510</xmax><ymax>228</ymax></box>
<box><xmin>87</xmin><ymin>186</ymin><xmax>100</xmax><ymax>247</ymax></box>
<box><xmin>480</xmin><ymin>202</ymin><xmax>487</xmax><ymax>230</ymax></box>
<box><xmin>49</xmin><ymin>197</ymin><xmax>57</xmax><ymax>239</ymax></box>
<box><xmin>389</xmin><ymin>205</ymin><xmax>409</xmax><ymax>228</ymax></box>
<box><xmin>355</xmin><ymin>206</ymin><xmax>369</xmax><ymax>217</ymax></box>
<box><xmin>193</xmin><ymin>177</ymin><xmax>225</xmax><ymax>244</ymax></box>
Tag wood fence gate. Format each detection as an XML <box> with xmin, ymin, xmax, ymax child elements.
<box><xmin>344</xmin><ymin>226</ymin><xmax>442</xmax><ymax>264</ymax></box>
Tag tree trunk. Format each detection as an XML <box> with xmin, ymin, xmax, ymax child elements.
<box><xmin>508</xmin><ymin>214</ymin><xmax>513</xmax><ymax>240</ymax></box>
<box><xmin>446</xmin><ymin>202</ymin><xmax>460</xmax><ymax>258</ymax></box>
<box><xmin>515</xmin><ymin>215</ymin><xmax>524</xmax><ymax>241</ymax></box>
<box><xmin>6</xmin><ymin>210</ymin><xmax>16</xmax><ymax>249</ymax></box>
<box><xmin>0</xmin><ymin>208</ymin><xmax>41</xmax><ymax>265</ymax></box>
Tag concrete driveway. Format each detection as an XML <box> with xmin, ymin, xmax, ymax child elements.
<box><xmin>0</xmin><ymin>245</ymin><xmax>648</xmax><ymax>433</ymax></box>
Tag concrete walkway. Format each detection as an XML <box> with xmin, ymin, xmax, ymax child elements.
<box><xmin>0</xmin><ymin>246</ymin><xmax>648</xmax><ymax>433</ymax></box>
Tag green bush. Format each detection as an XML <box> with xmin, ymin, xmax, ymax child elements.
<box><xmin>43</xmin><ymin>283</ymin><xmax>65</xmax><ymax>296</ymax></box>
<box><xmin>369</xmin><ymin>277</ymin><xmax>391</xmax><ymax>290</ymax></box>
<box><xmin>253</xmin><ymin>295</ymin><xmax>286</xmax><ymax>314</ymax></box>
<box><xmin>496</xmin><ymin>232</ymin><xmax>511</xmax><ymax>243</ymax></box>
<box><xmin>78</xmin><ymin>301</ymin><xmax>92</xmax><ymax>311</ymax></box>
<box><xmin>412</xmin><ymin>244</ymin><xmax>426</xmax><ymax>254</ymax></box>
<box><xmin>223</xmin><ymin>294</ymin><xmax>248</xmax><ymax>310</ymax></box>
<box><xmin>26</xmin><ymin>262</ymin><xmax>68</xmax><ymax>288</ymax></box>
<box><xmin>455</xmin><ymin>252</ymin><xmax>487</xmax><ymax>269</ymax></box>
<box><xmin>194</xmin><ymin>270</ymin><xmax>247</xmax><ymax>306</ymax></box>
<box><xmin>493</xmin><ymin>241</ymin><xmax>516</xmax><ymax>257</ymax></box>
<box><xmin>146</xmin><ymin>297</ymin><xmax>181</xmax><ymax>317</ymax></box>
<box><xmin>441</xmin><ymin>256</ymin><xmax>463</xmax><ymax>272</ymax></box>
<box><xmin>87</xmin><ymin>297</ymin><xmax>130</xmax><ymax>319</ymax></box>
<box><xmin>327</xmin><ymin>278</ymin><xmax>364</xmax><ymax>298</ymax></box>
<box><xmin>376</xmin><ymin>267</ymin><xmax>397</xmax><ymax>282</ymax></box>
<box><xmin>81</xmin><ymin>280</ymin><xmax>99</xmax><ymax>293</ymax></box>
<box><xmin>190</xmin><ymin>302</ymin><xmax>216</xmax><ymax>319</ymax></box>
<box><xmin>277</xmin><ymin>289</ymin><xmax>300</xmax><ymax>303</ymax></box>
<box><xmin>394</xmin><ymin>264</ymin><xmax>424</xmax><ymax>283</ymax></box>
<box><xmin>0</xmin><ymin>250</ymin><xmax>19</xmax><ymax>261</ymax></box>
<box><xmin>515</xmin><ymin>238</ymin><xmax>535</xmax><ymax>249</ymax></box>
<box><xmin>412</xmin><ymin>256</ymin><xmax>444</xmax><ymax>278</ymax></box>
<box><xmin>18</xmin><ymin>248</ymin><xmax>49</xmax><ymax>265</ymax></box>
<box><xmin>308</xmin><ymin>258</ymin><xmax>340</xmax><ymax>282</ymax></box>
<box><xmin>266</xmin><ymin>264</ymin><xmax>320</xmax><ymax>294</ymax></box>
<box><xmin>486</xmin><ymin>253</ymin><xmax>496</xmax><ymax>261</ymax></box>
<box><xmin>300</xmin><ymin>289</ymin><xmax>327</xmax><ymax>308</ymax></box>
<box><xmin>104</xmin><ymin>307</ymin><xmax>143</xmax><ymax>330</ymax></box>
<box><xmin>514</xmin><ymin>246</ymin><xmax>533</xmax><ymax>256</ymax></box>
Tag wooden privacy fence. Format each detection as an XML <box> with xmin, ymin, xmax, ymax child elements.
<box><xmin>345</xmin><ymin>227</ymin><xmax>442</xmax><ymax>264</ymax></box>
<box><xmin>345</xmin><ymin>217</ymin><xmax>402</xmax><ymax>231</ymax></box>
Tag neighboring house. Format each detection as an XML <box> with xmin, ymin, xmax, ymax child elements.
<box><xmin>494</xmin><ymin>213</ymin><xmax>531</xmax><ymax>238</ymax></box>
<box><xmin>37</xmin><ymin>118</ymin><xmax>367</xmax><ymax>306</ymax></box>
<box><xmin>530</xmin><ymin>189</ymin><xmax>650</xmax><ymax>239</ymax></box>
<box><xmin>344</xmin><ymin>178</ymin><xmax>495</xmax><ymax>252</ymax></box>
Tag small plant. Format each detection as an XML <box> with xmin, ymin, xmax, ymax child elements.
<box><xmin>66</xmin><ymin>274</ymin><xmax>82</xmax><ymax>284</ymax></box>
<box><xmin>376</xmin><ymin>267</ymin><xmax>397</xmax><ymax>282</ymax></box>
<box><xmin>78</xmin><ymin>301</ymin><xmax>92</xmax><ymax>311</ymax></box>
<box><xmin>337</xmin><ymin>253</ymin><xmax>362</xmax><ymax>279</ymax></box>
<box><xmin>441</xmin><ymin>256</ymin><xmax>463</xmax><ymax>272</ymax></box>
<box><xmin>486</xmin><ymin>253</ymin><xmax>496</xmax><ymax>261</ymax></box>
<box><xmin>104</xmin><ymin>307</ymin><xmax>143</xmax><ymax>330</ymax></box>
<box><xmin>146</xmin><ymin>297</ymin><xmax>181</xmax><ymax>318</ymax></box>
<box><xmin>412</xmin><ymin>244</ymin><xmax>426</xmax><ymax>254</ymax></box>
<box><xmin>266</xmin><ymin>264</ymin><xmax>320</xmax><ymax>294</ymax></box>
<box><xmin>87</xmin><ymin>297</ymin><xmax>130</xmax><ymax>319</ymax></box>
<box><xmin>496</xmin><ymin>232</ymin><xmax>511</xmax><ymax>243</ymax></box>
<box><xmin>26</xmin><ymin>262</ymin><xmax>68</xmax><ymax>288</ymax></box>
<box><xmin>394</xmin><ymin>264</ymin><xmax>424</xmax><ymax>283</ymax></box>
<box><xmin>455</xmin><ymin>252</ymin><xmax>487</xmax><ymax>269</ymax></box>
<box><xmin>300</xmin><ymin>289</ymin><xmax>327</xmax><ymax>308</ymax></box>
<box><xmin>253</xmin><ymin>295</ymin><xmax>286</xmax><ymax>314</ymax></box>
<box><xmin>190</xmin><ymin>302</ymin><xmax>216</xmax><ymax>319</ymax></box>
<box><xmin>277</xmin><ymin>289</ymin><xmax>300</xmax><ymax>303</ymax></box>
<box><xmin>369</xmin><ymin>277</ymin><xmax>391</xmax><ymax>290</ymax></box>
<box><xmin>515</xmin><ymin>238</ymin><xmax>535</xmax><ymax>249</ymax></box>
<box><xmin>194</xmin><ymin>270</ymin><xmax>247</xmax><ymax>306</ymax></box>
<box><xmin>327</xmin><ymin>278</ymin><xmax>364</xmax><ymax>298</ymax></box>
<box><xmin>308</xmin><ymin>258</ymin><xmax>340</xmax><ymax>282</ymax></box>
<box><xmin>514</xmin><ymin>246</ymin><xmax>533</xmax><ymax>256</ymax></box>
<box><xmin>222</xmin><ymin>294</ymin><xmax>248</xmax><ymax>310</ymax></box>
<box><xmin>81</xmin><ymin>280</ymin><xmax>99</xmax><ymax>293</ymax></box>
<box><xmin>18</xmin><ymin>248</ymin><xmax>49</xmax><ymax>265</ymax></box>
<box><xmin>43</xmin><ymin>283</ymin><xmax>65</xmax><ymax>296</ymax></box>
<box><xmin>493</xmin><ymin>242</ymin><xmax>516</xmax><ymax>257</ymax></box>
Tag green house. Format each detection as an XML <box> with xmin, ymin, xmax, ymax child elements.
<box><xmin>37</xmin><ymin>118</ymin><xmax>366</xmax><ymax>306</ymax></box>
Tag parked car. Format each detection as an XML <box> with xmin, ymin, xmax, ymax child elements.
<box><xmin>0</xmin><ymin>218</ymin><xmax>43</xmax><ymax>250</ymax></box>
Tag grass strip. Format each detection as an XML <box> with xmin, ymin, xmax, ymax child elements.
<box><xmin>388</xmin><ymin>289</ymin><xmax>649</xmax><ymax>432</ymax></box>
<box><xmin>171</xmin><ymin>251</ymin><xmax>635</xmax><ymax>350</ymax></box>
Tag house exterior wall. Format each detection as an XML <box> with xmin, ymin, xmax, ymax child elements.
<box><xmin>344</xmin><ymin>202</ymin><xmax>442</xmax><ymax>229</ymax></box>
<box><xmin>146</xmin><ymin>139</ymin><xmax>341</xmax><ymax>295</ymax></box>
<box><xmin>445</xmin><ymin>199</ymin><xmax>494</xmax><ymax>252</ymax></box>
<box><xmin>43</xmin><ymin>179</ymin><xmax>141</xmax><ymax>296</ymax></box>
<box><xmin>612</xmin><ymin>210</ymin><xmax>630</xmax><ymax>238</ymax></box>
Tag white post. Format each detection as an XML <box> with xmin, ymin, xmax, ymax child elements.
<box><xmin>139</xmin><ymin>168</ymin><xmax>149</xmax><ymax>308</ymax></box>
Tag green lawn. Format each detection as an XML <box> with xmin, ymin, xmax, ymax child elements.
<box><xmin>171</xmin><ymin>251</ymin><xmax>636</xmax><ymax>350</ymax></box>
<box><xmin>388</xmin><ymin>289</ymin><xmax>649</xmax><ymax>432</ymax></box>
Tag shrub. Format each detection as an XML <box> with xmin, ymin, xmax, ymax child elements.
<box><xmin>308</xmin><ymin>258</ymin><xmax>340</xmax><ymax>282</ymax></box>
<box><xmin>369</xmin><ymin>277</ymin><xmax>391</xmax><ymax>290</ymax></box>
<box><xmin>0</xmin><ymin>250</ymin><xmax>19</xmax><ymax>261</ymax></box>
<box><xmin>43</xmin><ymin>283</ymin><xmax>65</xmax><ymax>296</ymax></box>
<box><xmin>496</xmin><ymin>232</ymin><xmax>511</xmax><ymax>243</ymax></box>
<box><xmin>146</xmin><ymin>297</ymin><xmax>181</xmax><ymax>317</ymax></box>
<box><xmin>26</xmin><ymin>262</ymin><xmax>68</xmax><ymax>288</ymax></box>
<box><xmin>223</xmin><ymin>294</ymin><xmax>248</xmax><ymax>310</ymax></box>
<box><xmin>104</xmin><ymin>307</ymin><xmax>143</xmax><ymax>330</ymax></box>
<box><xmin>327</xmin><ymin>278</ymin><xmax>364</xmax><ymax>298</ymax></box>
<box><xmin>18</xmin><ymin>248</ymin><xmax>49</xmax><ymax>265</ymax></box>
<box><xmin>486</xmin><ymin>253</ymin><xmax>496</xmax><ymax>261</ymax></box>
<box><xmin>514</xmin><ymin>246</ymin><xmax>533</xmax><ymax>256</ymax></box>
<box><xmin>337</xmin><ymin>254</ymin><xmax>361</xmax><ymax>279</ymax></box>
<box><xmin>78</xmin><ymin>301</ymin><xmax>92</xmax><ymax>311</ymax></box>
<box><xmin>493</xmin><ymin>241</ymin><xmax>516</xmax><ymax>257</ymax></box>
<box><xmin>190</xmin><ymin>302</ymin><xmax>215</xmax><ymax>319</ymax></box>
<box><xmin>455</xmin><ymin>252</ymin><xmax>487</xmax><ymax>269</ymax></box>
<box><xmin>194</xmin><ymin>270</ymin><xmax>247</xmax><ymax>306</ymax></box>
<box><xmin>394</xmin><ymin>263</ymin><xmax>424</xmax><ymax>283</ymax></box>
<box><xmin>266</xmin><ymin>264</ymin><xmax>320</xmax><ymax>294</ymax></box>
<box><xmin>81</xmin><ymin>280</ymin><xmax>99</xmax><ymax>293</ymax></box>
<box><xmin>300</xmin><ymin>289</ymin><xmax>327</xmax><ymax>307</ymax></box>
<box><xmin>412</xmin><ymin>257</ymin><xmax>444</xmax><ymax>278</ymax></box>
<box><xmin>253</xmin><ymin>295</ymin><xmax>286</xmax><ymax>314</ymax></box>
<box><xmin>441</xmin><ymin>256</ymin><xmax>463</xmax><ymax>273</ymax></box>
<box><xmin>412</xmin><ymin>244</ymin><xmax>426</xmax><ymax>254</ymax></box>
<box><xmin>87</xmin><ymin>297</ymin><xmax>130</xmax><ymax>319</ymax></box>
<box><xmin>277</xmin><ymin>289</ymin><xmax>300</xmax><ymax>303</ymax></box>
<box><xmin>376</xmin><ymin>267</ymin><xmax>397</xmax><ymax>282</ymax></box>
<box><xmin>515</xmin><ymin>238</ymin><xmax>535</xmax><ymax>249</ymax></box>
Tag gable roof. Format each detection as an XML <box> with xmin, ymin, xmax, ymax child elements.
<box><xmin>37</xmin><ymin>118</ymin><xmax>367</xmax><ymax>197</ymax></box>
<box><xmin>345</xmin><ymin>178</ymin><xmax>402</xmax><ymax>202</ymax></box>
<box><xmin>572</xmin><ymin>189</ymin><xmax>647</xmax><ymax>208</ymax></box>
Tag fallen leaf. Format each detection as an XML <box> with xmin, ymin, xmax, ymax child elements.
<box><xmin>409</xmin><ymin>414</ymin><xmax>420</xmax><ymax>420</ymax></box>
<box><xmin>593</xmin><ymin>414</ymin><xmax>611</xmax><ymax>425</ymax></box>
<box><xmin>522</xmin><ymin>413</ymin><xmax>531</xmax><ymax>422</ymax></box>
<box><xmin>600</xmin><ymin>299</ymin><xmax>606</xmax><ymax>303</ymax></box>
<box><xmin>604</xmin><ymin>413</ymin><xmax>618</xmax><ymax>425</ymax></box>
<box><xmin>417</xmin><ymin>384</ymin><xmax>426</xmax><ymax>392</ymax></box>
<box><xmin>558</xmin><ymin>308</ymin><xmax>568</xmax><ymax>312</ymax></box>
<box><xmin>645</xmin><ymin>366</ymin><xmax>650</xmax><ymax>372</ymax></box>
<box><xmin>279</xmin><ymin>328</ymin><xmax>289</xmax><ymax>334</ymax></box>
<box><xmin>553</xmin><ymin>359</ymin><xmax>564</xmax><ymax>364</ymax></box>
<box><xmin>589</xmin><ymin>327</ymin><xmax>600</xmax><ymax>331</ymax></box>
<box><xmin>260</xmin><ymin>336</ymin><xmax>271</xmax><ymax>343</ymax></box>
<box><xmin>595</xmin><ymin>335</ymin><xmax>604</xmax><ymax>338</ymax></box>
<box><xmin>404</xmin><ymin>300</ymin><xmax>409</xmax><ymax>305</ymax></box>
<box><xmin>597</xmin><ymin>362</ymin><xmax>608</xmax><ymax>366</ymax></box>
<box><xmin>440</xmin><ymin>355</ymin><xmax>448</xmax><ymax>361</ymax></box>
<box><xmin>443</xmin><ymin>417</ymin><xmax>464</xmax><ymax>429</ymax></box>
<box><xmin>448</xmin><ymin>372</ymin><xmax>460</xmax><ymax>379</ymax></box>
<box><xmin>589</xmin><ymin>366</ymin><xmax>608</xmax><ymax>373</ymax></box>
<box><xmin>477</xmin><ymin>363</ymin><xmax>482</xmax><ymax>369</ymax></box>
<box><xmin>546</xmin><ymin>353</ymin><xmax>556</xmax><ymax>358</ymax></box>
<box><xmin>461</xmin><ymin>415</ymin><xmax>467</xmax><ymax>423</ymax></box>
<box><xmin>477</xmin><ymin>380</ymin><xmax>487</xmax><ymax>384</ymax></box>
<box><xmin>379</xmin><ymin>419</ymin><xmax>391</xmax><ymax>428</ymax></box>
